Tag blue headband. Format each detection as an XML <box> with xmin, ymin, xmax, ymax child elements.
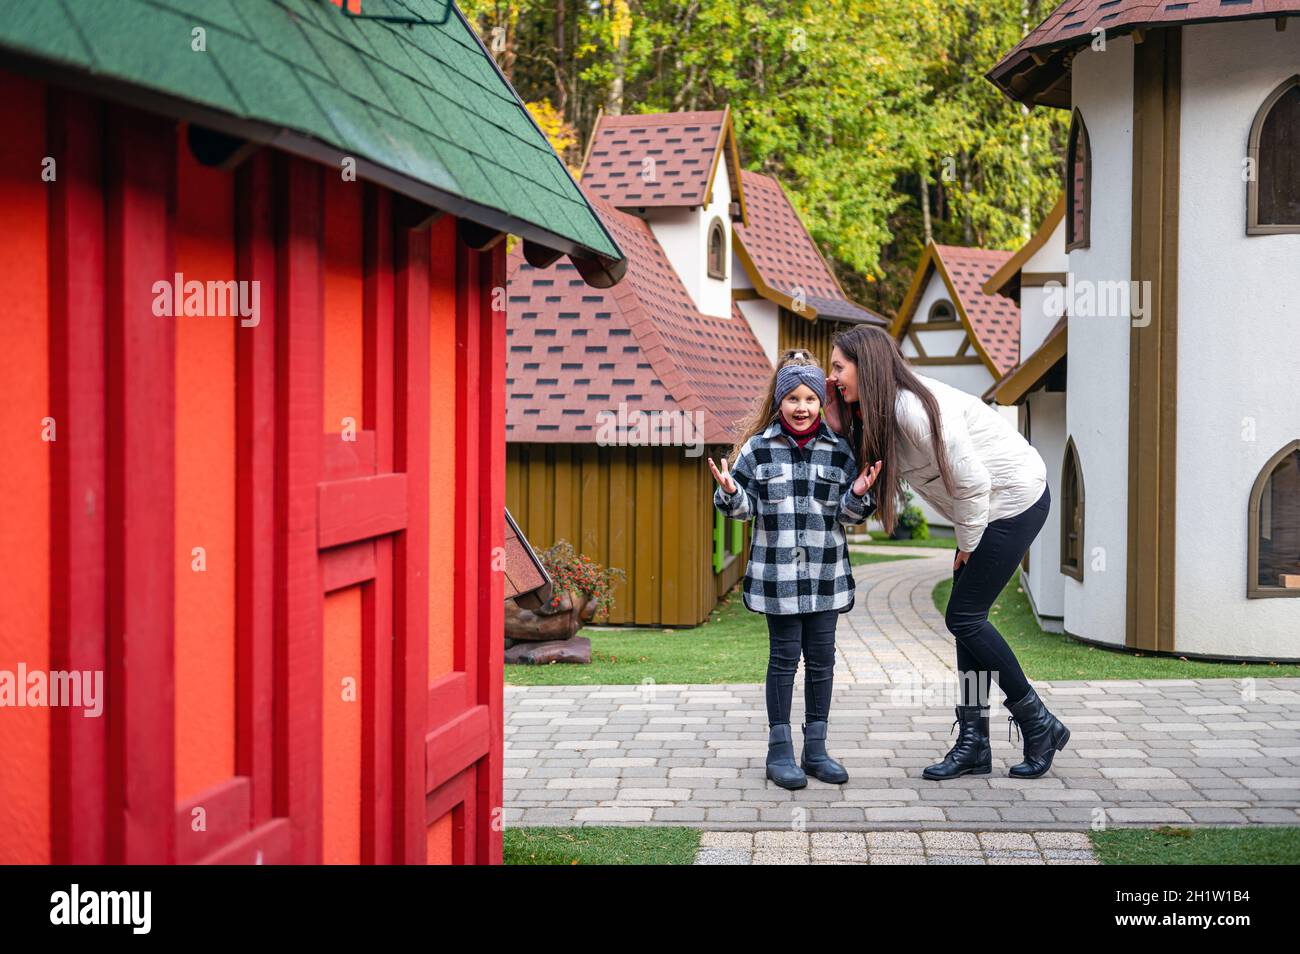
<box><xmin>774</xmin><ymin>363</ymin><xmax>826</xmax><ymax>407</ymax></box>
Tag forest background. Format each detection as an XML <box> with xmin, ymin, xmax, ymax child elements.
<box><xmin>462</xmin><ymin>0</ymin><xmax>1067</xmax><ymax>315</ymax></box>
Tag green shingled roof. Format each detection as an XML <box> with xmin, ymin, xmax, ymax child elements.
<box><xmin>0</xmin><ymin>0</ymin><xmax>622</xmax><ymax>267</ymax></box>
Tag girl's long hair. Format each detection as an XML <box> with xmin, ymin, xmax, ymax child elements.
<box><xmin>727</xmin><ymin>349</ymin><xmax>822</xmax><ymax>465</ymax></box>
<box><xmin>830</xmin><ymin>325</ymin><xmax>954</xmax><ymax>535</ymax></box>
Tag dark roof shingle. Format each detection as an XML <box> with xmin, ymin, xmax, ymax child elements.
<box><xmin>734</xmin><ymin>170</ymin><xmax>886</xmax><ymax>326</ymax></box>
<box><xmin>507</xmin><ymin>192</ymin><xmax>771</xmax><ymax>445</ymax></box>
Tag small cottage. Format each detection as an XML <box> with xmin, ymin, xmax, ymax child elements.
<box><xmin>0</xmin><ymin>0</ymin><xmax>623</xmax><ymax>865</ymax></box>
<box><xmin>987</xmin><ymin>0</ymin><xmax>1300</xmax><ymax>659</ymax></box>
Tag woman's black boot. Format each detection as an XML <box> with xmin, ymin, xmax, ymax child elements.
<box><xmin>766</xmin><ymin>723</ymin><xmax>807</xmax><ymax>789</ymax></box>
<box><xmin>1005</xmin><ymin>686</ymin><xmax>1070</xmax><ymax>778</ymax></box>
<box><xmin>800</xmin><ymin>720</ymin><xmax>849</xmax><ymax>783</ymax></box>
<box><xmin>922</xmin><ymin>705</ymin><xmax>992</xmax><ymax>780</ymax></box>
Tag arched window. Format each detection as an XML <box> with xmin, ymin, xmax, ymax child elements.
<box><xmin>927</xmin><ymin>299</ymin><xmax>955</xmax><ymax>323</ymax></box>
<box><xmin>707</xmin><ymin>217</ymin><xmax>727</xmax><ymax>279</ymax></box>
<box><xmin>1248</xmin><ymin>75</ymin><xmax>1300</xmax><ymax>235</ymax></box>
<box><xmin>1065</xmin><ymin>109</ymin><xmax>1091</xmax><ymax>250</ymax></box>
<box><xmin>1061</xmin><ymin>437</ymin><xmax>1084</xmax><ymax>581</ymax></box>
<box><xmin>1248</xmin><ymin>440</ymin><xmax>1300</xmax><ymax>598</ymax></box>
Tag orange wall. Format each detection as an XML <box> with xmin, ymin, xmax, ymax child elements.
<box><xmin>428</xmin><ymin>218</ymin><xmax>457</xmax><ymax>681</ymax></box>
<box><xmin>425</xmin><ymin>219</ymin><xmax>459</xmax><ymax>863</ymax></box>
<box><xmin>173</xmin><ymin>126</ymin><xmax>238</xmax><ymax>803</ymax></box>
<box><xmin>323</xmin><ymin>176</ymin><xmax>364</xmax><ymax>434</ymax></box>
<box><xmin>322</xmin><ymin>585</ymin><xmax>363</xmax><ymax>864</ymax></box>
<box><xmin>0</xmin><ymin>72</ymin><xmax>50</xmax><ymax>864</ymax></box>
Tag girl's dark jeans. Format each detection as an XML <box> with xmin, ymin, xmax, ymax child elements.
<box><xmin>947</xmin><ymin>484</ymin><xmax>1051</xmax><ymax>708</ymax></box>
<box><xmin>764</xmin><ymin>609</ymin><xmax>838</xmax><ymax>726</ymax></box>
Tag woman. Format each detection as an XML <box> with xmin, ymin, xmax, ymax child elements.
<box><xmin>825</xmin><ymin>325</ymin><xmax>1070</xmax><ymax>780</ymax></box>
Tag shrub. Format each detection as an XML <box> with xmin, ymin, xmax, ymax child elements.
<box><xmin>538</xmin><ymin>540</ymin><xmax>627</xmax><ymax>620</ymax></box>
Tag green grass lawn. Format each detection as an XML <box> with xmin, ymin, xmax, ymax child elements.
<box><xmin>504</xmin><ymin>826</ymin><xmax>700</xmax><ymax>864</ymax></box>
<box><xmin>506</xmin><ymin>553</ymin><xmax>919</xmax><ymax>686</ymax></box>
<box><xmin>502</xmin><ymin>825</ymin><xmax>1300</xmax><ymax>864</ymax></box>
<box><xmin>849</xmin><ymin>550</ymin><xmax>926</xmax><ymax>567</ymax></box>
<box><xmin>1089</xmin><ymin>826</ymin><xmax>1300</xmax><ymax>865</ymax></box>
<box><xmin>855</xmin><ymin>529</ymin><xmax>958</xmax><ymax>548</ymax></box>
<box><xmin>932</xmin><ymin>571</ymin><xmax>1300</xmax><ymax>679</ymax></box>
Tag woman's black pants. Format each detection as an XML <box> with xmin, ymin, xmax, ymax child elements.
<box><xmin>764</xmin><ymin>610</ymin><xmax>838</xmax><ymax>726</ymax></box>
<box><xmin>946</xmin><ymin>484</ymin><xmax>1051</xmax><ymax>708</ymax></box>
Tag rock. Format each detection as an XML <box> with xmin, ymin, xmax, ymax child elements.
<box><xmin>504</xmin><ymin>592</ymin><xmax>580</xmax><ymax>641</ymax></box>
<box><xmin>504</xmin><ymin>635</ymin><xmax>591</xmax><ymax>665</ymax></box>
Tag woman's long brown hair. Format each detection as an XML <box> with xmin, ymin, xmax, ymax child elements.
<box><xmin>727</xmin><ymin>349</ymin><xmax>822</xmax><ymax>465</ymax></box>
<box><xmin>830</xmin><ymin>325</ymin><xmax>954</xmax><ymax>535</ymax></box>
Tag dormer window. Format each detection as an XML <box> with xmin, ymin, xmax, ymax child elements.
<box><xmin>927</xmin><ymin>300</ymin><xmax>955</xmax><ymax>323</ymax></box>
<box><xmin>707</xmin><ymin>217</ymin><xmax>727</xmax><ymax>279</ymax></box>
<box><xmin>1248</xmin><ymin>75</ymin><xmax>1300</xmax><ymax>235</ymax></box>
<box><xmin>1066</xmin><ymin>109</ymin><xmax>1091</xmax><ymax>250</ymax></box>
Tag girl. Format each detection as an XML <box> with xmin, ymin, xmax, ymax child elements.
<box><xmin>708</xmin><ymin>351</ymin><xmax>882</xmax><ymax>790</ymax></box>
<box><xmin>825</xmin><ymin>325</ymin><xmax>1070</xmax><ymax>780</ymax></box>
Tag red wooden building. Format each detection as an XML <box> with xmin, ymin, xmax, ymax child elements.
<box><xmin>0</xmin><ymin>0</ymin><xmax>623</xmax><ymax>865</ymax></box>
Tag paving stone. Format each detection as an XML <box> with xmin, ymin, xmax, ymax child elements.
<box><xmin>505</xmin><ymin>553</ymin><xmax>1300</xmax><ymax>834</ymax></box>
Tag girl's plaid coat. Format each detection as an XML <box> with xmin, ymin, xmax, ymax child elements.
<box><xmin>714</xmin><ymin>418</ymin><xmax>876</xmax><ymax>615</ymax></box>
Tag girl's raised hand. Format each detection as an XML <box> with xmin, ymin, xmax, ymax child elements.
<box><xmin>852</xmin><ymin>459</ymin><xmax>882</xmax><ymax>497</ymax></box>
<box><xmin>707</xmin><ymin>456</ymin><xmax>737</xmax><ymax>494</ymax></box>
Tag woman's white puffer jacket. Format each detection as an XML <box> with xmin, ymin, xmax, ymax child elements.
<box><xmin>894</xmin><ymin>373</ymin><xmax>1046</xmax><ymax>553</ymax></box>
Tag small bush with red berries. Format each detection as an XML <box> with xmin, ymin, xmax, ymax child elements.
<box><xmin>538</xmin><ymin>539</ymin><xmax>627</xmax><ymax>621</ymax></box>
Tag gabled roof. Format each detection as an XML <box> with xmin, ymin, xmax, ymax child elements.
<box><xmin>506</xmin><ymin>192</ymin><xmax>772</xmax><ymax>445</ymax></box>
<box><xmin>579</xmin><ymin>107</ymin><xmax>748</xmax><ymax>224</ymax></box>
<box><xmin>989</xmin><ymin>0</ymin><xmax>1300</xmax><ymax>107</ymax></box>
<box><xmin>733</xmin><ymin>170</ymin><xmax>888</xmax><ymax>326</ymax></box>
<box><xmin>985</xmin><ymin>315</ymin><xmax>1067</xmax><ymax>406</ymax></box>
<box><xmin>983</xmin><ymin>195</ymin><xmax>1066</xmax><ymax>300</ymax></box>
<box><xmin>0</xmin><ymin>0</ymin><xmax>624</xmax><ymax>282</ymax></box>
<box><xmin>891</xmin><ymin>244</ymin><xmax>1021</xmax><ymax>377</ymax></box>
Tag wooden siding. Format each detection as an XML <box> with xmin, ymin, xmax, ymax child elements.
<box><xmin>506</xmin><ymin>443</ymin><xmax>745</xmax><ymax>627</ymax></box>
<box><xmin>778</xmin><ymin>309</ymin><xmax>855</xmax><ymax>373</ymax></box>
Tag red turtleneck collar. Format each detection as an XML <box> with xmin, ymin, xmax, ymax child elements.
<box><xmin>780</xmin><ymin>414</ymin><xmax>820</xmax><ymax>449</ymax></box>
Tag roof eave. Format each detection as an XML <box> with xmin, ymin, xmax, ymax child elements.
<box><xmin>985</xmin><ymin>317</ymin><xmax>1067</xmax><ymax>406</ymax></box>
<box><xmin>0</xmin><ymin>38</ymin><xmax>627</xmax><ymax>289</ymax></box>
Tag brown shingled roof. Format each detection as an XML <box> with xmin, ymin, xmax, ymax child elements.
<box><xmin>733</xmin><ymin>170</ymin><xmax>887</xmax><ymax>326</ymax></box>
<box><xmin>578</xmin><ymin>108</ymin><xmax>746</xmax><ymax>221</ymax></box>
<box><xmin>989</xmin><ymin>0</ymin><xmax>1300</xmax><ymax>107</ymax></box>
<box><xmin>891</xmin><ymin>244</ymin><xmax>1022</xmax><ymax>377</ymax></box>
<box><xmin>506</xmin><ymin>192</ymin><xmax>772</xmax><ymax>445</ymax></box>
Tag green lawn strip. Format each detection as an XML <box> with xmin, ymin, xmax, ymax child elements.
<box><xmin>1090</xmin><ymin>826</ymin><xmax>1300</xmax><ymax>865</ymax></box>
<box><xmin>506</xmin><ymin>588</ymin><xmax>769</xmax><ymax>686</ymax></box>
<box><xmin>932</xmin><ymin>572</ymin><xmax>1300</xmax><ymax>680</ymax></box>
<box><xmin>504</xmin><ymin>826</ymin><xmax>701</xmax><ymax>865</ymax></box>
<box><xmin>849</xmin><ymin>550</ymin><xmax>926</xmax><ymax>566</ymax></box>
<box><xmin>507</xmin><ymin>553</ymin><xmax>923</xmax><ymax>686</ymax></box>
<box><xmin>855</xmin><ymin>530</ymin><xmax>958</xmax><ymax>549</ymax></box>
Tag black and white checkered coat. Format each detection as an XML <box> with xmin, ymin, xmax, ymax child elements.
<box><xmin>714</xmin><ymin>418</ymin><xmax>876</xmax><ymax>615</ymax></box>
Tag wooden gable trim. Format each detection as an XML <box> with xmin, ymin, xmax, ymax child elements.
<box><xmin>732</xmin><ymin>232</ymin><xmax>818</xmax><ymax>320</ymax></box>
<box><xmin>703</xmin><ymin>105</ymin><xmax>749</xmax><ymax>226</ymax></box>
<box><xmin>890</xmin><ymin>243</ymin><xmax>1003</xmax><ymax>378</ymax></box>
<box><xmin>982</xmin><ymin>194</ymin><xmax>1065</xmax><ymax>297</ymax></box>
<box><xmin>986</xmin><ymin>317</ymin><xmax>1067</xmax><ymax>406</ymax></box>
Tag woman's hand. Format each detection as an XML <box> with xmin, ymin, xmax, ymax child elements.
<box><xmin>953</xmin><ymin>549</ymin><xmax>971</xmax><ymax>571</ymax></box>
<box><xmin>823</xmin><ymin>380</ymin><xmax>845</xmax><ymax>435</ymax></box>
<box><xmin>707</xmin><ymin>456</ymin><xmax>737</xmax><ymax>495</ymax></box>
<box><xmin>852</xmin><ymin>459</ymin><xmax>882</xmax><ymax>497</ymax></box>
